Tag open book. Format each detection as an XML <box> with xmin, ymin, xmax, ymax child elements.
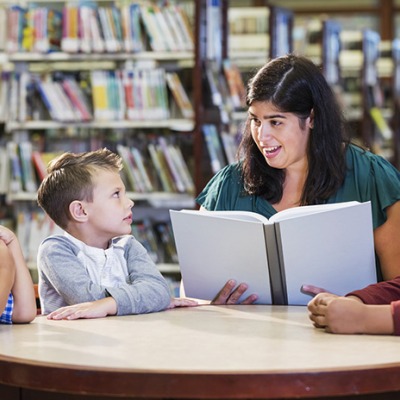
<box><xmin>170</xmin><ymin>201</ymin><xmax>377</xmax><ymax>306</ymax></box>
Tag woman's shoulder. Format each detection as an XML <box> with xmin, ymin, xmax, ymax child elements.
<box><xmin>346</xmin><ymin>144</ymin><xmax>400</xmax><ymax>176</ymax></box>
<box><xmin>213</xmin><ymin>162</ymin><xmax>242</xmax><ymax>180</ymax></box>
<box><xmin>196</xmin><ymin>162</ymin><xmax>244</xmax><ymax>210</ymax></box>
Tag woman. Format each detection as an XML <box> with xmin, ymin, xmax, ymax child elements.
<box><xmin>197</xmin><ymin>54</ymin><xmax>400</xmax><ymax>304</ymax></box>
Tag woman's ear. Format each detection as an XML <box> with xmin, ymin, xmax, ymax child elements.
<box><xmin>69</xmin><ymin>201</ymin><xmax>88</xmax><ymax>222</ymax></box>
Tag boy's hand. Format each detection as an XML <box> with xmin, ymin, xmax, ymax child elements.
<box><xmin>307</xmin><ymin>293</ymin><xmax>365</xmax><ymax>333</ymax></box>
<box><xmin>47</xmin><ymin>297</ymin><xmax>117</xmax><ymax>320</ymax></box>
<box><xmin>167</xmin><ymin>298</ymin><xmax>199</xmax><ymax>309</ymax></box>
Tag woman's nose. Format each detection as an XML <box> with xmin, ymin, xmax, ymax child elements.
<box><xmin>258</xmin><ymin>124</ymin><xmax>271</xmax><ymax>142</ymax></box>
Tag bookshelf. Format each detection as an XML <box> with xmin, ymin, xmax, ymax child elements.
<box><xmin>0</xmin><ymin>0</ymin><xmax>199</xmax><ymax>291</ymax></box>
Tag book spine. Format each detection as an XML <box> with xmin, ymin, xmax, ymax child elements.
<box><xmin>18</xmin><ymin>141</ymin><xmax>37</xmax><ymax>193</ymax></box>
<box><xmin>263</xmin><ymin>224</ymin><xmax>286</xmax><ymax>305</ymax></box>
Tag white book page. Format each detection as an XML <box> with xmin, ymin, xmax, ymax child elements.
<box><xmin>170</xmin><ymin>210</ymin><xmax>273</xmax><ymax>304</ymax></box>
<box><xmin>275</xmin><ymin>201</ymin><xmax>376</xmax><ymax>305</ymax></box>
<box><xmin>270</xmin><ymin>201</ymin><xmax>363</xmax><ymax>223</ymax></box>
<box><xmin>179</xmin><ymin>209</ymin><xmax>270</xmax><ymax>224</ymax></box>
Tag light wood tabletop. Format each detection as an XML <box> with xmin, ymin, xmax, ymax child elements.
<box><xmin>0</xmin><ymin>305</ymin><xmax>400</xmax><ymax>399</ymax></box>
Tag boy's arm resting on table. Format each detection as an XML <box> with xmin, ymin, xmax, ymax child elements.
<box><xmin>0</xmin><ymin>227</ymin><xmax>36</xmax><ymax>323</ymax></box>
<box><xmin>105</xmin><ymin>237</ymin><xmax>171</xmax><ymax>315</ymax></box>
<box><xmin>374</xmin><ymin>200</ymin><xmax>400</xmax><ymax>280</ymax></box>
<box><xmin>305</xmin><ymin>280</ymin><xmax>400</xmax><ymax>335</ymax></box>
<box><xmin>307</xmin><ymin>293</ymin><xmax>395</xmax><ymax>335</ymax></box>
<box><xmin>38</xmin><ymin>236</ymin><xmax>171</xmax><ymax>316</ymax></box>
<box><xmin>47</xmin><ymin>297</ymin><xmax>117</xmax><ymax>320</ymax></box>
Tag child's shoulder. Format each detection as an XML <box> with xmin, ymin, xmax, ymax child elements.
<box><xmin>39</xmin><ymin>234</ymin><xmax>79</xmax><ymax>255</ymax></box>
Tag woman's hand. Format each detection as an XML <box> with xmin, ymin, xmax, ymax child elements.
<box><xmin>211</xmin><ymin>280</ymin><xmax>258</xmax><ymax>305</ymax></box>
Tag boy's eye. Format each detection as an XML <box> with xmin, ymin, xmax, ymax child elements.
<box><xmin>113</xmin><ymin>191</ymin><xmax>120</xmax><ymax>198</ymax></box>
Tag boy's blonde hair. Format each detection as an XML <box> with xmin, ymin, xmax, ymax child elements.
<box><xmin>37</xmin><ymin>148</ymin><xmax>123</xmax><ymax>230</ymax></box>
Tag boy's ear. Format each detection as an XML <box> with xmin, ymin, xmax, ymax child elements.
<box><xmin>69</xmin><ymin>201</ymin><xmax>88</xmax><ymax>222</ymax></box>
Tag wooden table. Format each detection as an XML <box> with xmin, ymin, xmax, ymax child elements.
<box><xmin>0</xmin><ymin>305</ymin><xmax>400</xmax><ymax>399</ymax></box>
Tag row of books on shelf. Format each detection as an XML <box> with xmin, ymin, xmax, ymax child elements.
<box><xmin>4</xmin><ymin>2</ymin><xmax>194</xmax><ymax>54</ymax></box>
<box><xmin>0</xmin><ymin>68</ymin><xmax>194</xmax><ymax>123</ymax></box>
<box><xmin>2</xmin><ymin>137</ymin><xmax>195</xmax><ymax>196</ymax></box>
<box><xmin>117</xmin><ymin>138</ymin><xmax>195</xmax><ymax>194</ymax></box>
<box><xmin>205</xmin><ymin>59</ymin><xmax>247</xmax><ymax>119</ymax></box>
<box><xmin>202</xmin><ymin>124</ymin><xmax>241</xmax><ymax>174</ymax></box>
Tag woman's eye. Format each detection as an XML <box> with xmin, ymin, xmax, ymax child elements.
<box><xmin>250</xmin><ymin>118</ymin><xmax>260</xmax><ymax>126</ymax></box>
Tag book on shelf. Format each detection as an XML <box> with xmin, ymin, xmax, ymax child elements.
<box><xmin>147</xmin><ymin>137</ymin><xmax>194</xmax><ymax>194</ymax></box>
<box><xmin>131</xmin><ymin>219</ymin><xmax>160</xmax><ymax>264</ymax></box>
<box><xmin>171</xmin><ymin>3</ymin><xmax>194</xmax><ymax>51</ymax></box>
<box><xmin>154</xmin><ymin>221</ymin><xmax>179</xmax><ymax>264</ymax></box>
<box><xmin>6</xmin><ymin>6</ymin><xmax>25</xmax><ymax>53</ymax></box>
<box><xmin>0</xmin><ymin>146</ymin><xmax>9</xmax><ymax>194</ymax></box>
<box><xmin>148</xmin><ymin>142</ymin><xmax>175</xmax><ymax>192</ymax></box>
<box><xmin>16</xmin><ymin>210</ymin><xmax>64</xmax><ymax>266</ymax></box>
<box><xmin>157</xmin><ymin>137</ymin><xmax>186</xmax><ymax>193</ymax></box>
<box><xmin>79</xmin><ymin>4</ymin><xmax>105</xmax><ymax>53</ymax></box>
<box><xmin>139</xmin><ymin>3</ymin><xmax>193</xmax><ymax>52</ymax></box>
<box><xmin>202</xmin><ymin>124</ymin><xmax>227</xmax><ymax>174</ymax></box>
<box><xmin>222</xmin><ymin>59</ymin><xmax>247</xmax><ymax>110</ymax></box>
<box><xmin>117</xmin><ymin>144</ymin><xmax>152</xmax><ymax>193</ymax></box>
<box><xmin>170</xmin><ymin>201</ymin><xmax>377</xmax><ymax>306</ymax></box>
<box><xmin>140</xmin><ymin>3</ymin><xmax>166</xmax><ymax>52</ymax></box>
<box><xmin>167</xmin><ymin>144</ymin><xmax>195</xmax><ymax>194</ymax></box>
<box><xmin>166</xmin><ymin>72</ymin><xmax>194</xmax><ymax>119</ymax></box>
<box><xmin>206</xmin><ymin>0</ymin><xmax>222</xmax><ymax>60</ymax></box>
<box><xmin>18</xmin><ymin>141</ymin><xmax>37</xmax><ymax>193</ymax></box>
<box><xmin>7</xmin><ymin>141</ymin><xmax>23</xmax><ymax>193</ymax></box>
<box><xmin>31</xmin><ymin>151</ymin><xmax>61</xmax><ymax>181</ymax></box>
<box><xmin>98</xmin><ymin>6</ymin><xmax>123</xmax><ymax>53</ymax></box>
<box><xmin>90</xmin><ymin>70</ymin><xmax>112</xmax><ymax>120</ymax></box>
<box><xmin>369</xmin><ymin>106</ymin><xmax>392</xmax><ymax>141</ymax></box>
<box><xmin>61</xmin><ymin>4</ymin><xmax>80</xmax><ymax>53</ymax></box>
<box><xmin>120</xmin><ymin>3</ymin><xmax>143</xmax><ymax>53</ymax></box>
<box><xmin>61</xmin><ymin>77</ymin><xmax>93</xmax><ymax>121</ymax></box>
<box><xmin>0</xmin><ymin>7</ymin><xmax>6</xmax><ymax>52</ymax></box>
<box><xmin>220</xmin><ymin>129</ymin><xmax>239</xmax><ymax>165</ymax></box>
<box><xmin>0</xmin><ymin>72</ymin><xmax>9</xmax><ymax>122</ymax></box>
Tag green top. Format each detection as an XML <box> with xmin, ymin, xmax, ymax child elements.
<box><xmin>197</xmin><ymin>144</ymin><xmax>400</xmax><ymax>279</ymax></box>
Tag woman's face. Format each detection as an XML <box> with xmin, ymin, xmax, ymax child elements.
<box><xmin>249</xmin><ymin>101</ymin><xmax>313</xmax><ymax>172</ymax></box>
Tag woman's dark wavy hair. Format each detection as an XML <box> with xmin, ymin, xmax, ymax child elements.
<box><xmin>239</xmin><ymin>54</ymin><xmax>348</xmax><ymax>205</ymax></box>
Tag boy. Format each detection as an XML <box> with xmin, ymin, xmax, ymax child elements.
<box><xmin>0</xmin><ymin>225</ymin><xmax>37</xmax><ymax>324</ymax></box>
<box><xmin>37</xmin><ymin>148</ymin><xmax>196</xmax><ymax>320</ymax></box>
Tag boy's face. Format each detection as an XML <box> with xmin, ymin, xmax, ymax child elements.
<box><xmin>83</xmin><ymin>169</ymin><xmax>133</xmax><ymax>248</ymax></box>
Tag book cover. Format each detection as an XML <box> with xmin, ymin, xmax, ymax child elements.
<box><xmin>170</xmin><ymin>201</ymin><xmax>377</xmax><ymax>306</ymax></box>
